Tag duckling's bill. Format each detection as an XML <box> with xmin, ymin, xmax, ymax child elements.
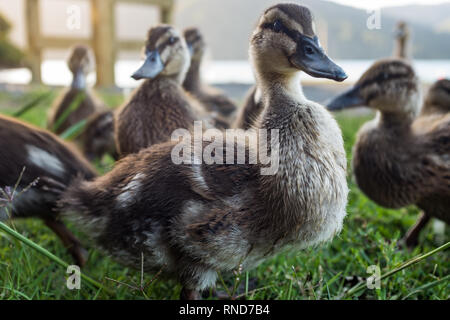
<box><xmin>326</xmin><ymin>86</ymin><xmax>365</xmax><ymax>111</ymax></box>
<box><xmin>291</xmin><ymin>35</ymin><xmax>347</xmax><ymax>82</ymax></box>
<box><xmin>132</xmin><ymin>50</ymin><xmax>164</xmax><ymax>80</ymax></box>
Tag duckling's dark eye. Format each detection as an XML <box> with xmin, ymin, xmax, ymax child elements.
<box><xmin>169</xmin><ymin>36</ymin><xmax>176</xmax><ymax>44</ymax></box>
<box><xmin>305</xmin><ymin>46</ymin><xmax>314</xmax><ymax>55</ymax></box>
<box><xmin>273</xmin><ymin>20</ymin><xmax>282</xmax><ymax>32</ymax></box>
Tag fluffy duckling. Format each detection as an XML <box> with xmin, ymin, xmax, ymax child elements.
<box><xmin>234</xmin><ymin>86</ymin><xmax>264</xmax><ymax>129</ymax></box>
<box><xmin>413</xmin><ymin>79</ymin><xmax>450</xmax><ymax>130</ymax></box>
<box><xmin>80</xmin><ymin>110</ymin><xmax>118</xmax><ymax>161</ymax></box>
<box><xmin>327</xmin><ymin>59</ymin><xmax>449</xmax><ymax>247</ymax></box>
<box><xmin>62</xmin><ymin>3</ymin><xmax>348</xmax><ymax>299</ymax></box>
<box><xmin>0</xmin><ymin>115</ymin><xmax>96</xmax><ymax>266</ymax></box>
<box><xmin>394</xmin><ymin>21</ymin><xmax>410</xmax><ymax>59</ymax></box>
<box><xmin>183</xmin><ymin>27</ymin><xmax>237</xmax><ymax>126</ymax></box>
<box><xmin>48</xmin><ymin>45</ymin><xmax>102</xmax><ymax>135</ymax></box>
<box><xmin>421</xmin><ymin>79</ymin><xmax>450</xmax><ymax>115</ymax></box>
<box><xmin>116</xmin><ymin>25</ymin><xmax>208</xmax><ymax>157</ymax></box>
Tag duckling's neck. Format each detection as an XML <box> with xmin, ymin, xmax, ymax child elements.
<box><xmin>377</xmin><ymin>110</ymin><xmax>415</xmax><ymax>132</ymax></box>
<box><xmin>394</xmin><ymin>38</ymin><xmax>408</xmax><ymax>59</ymax></box>
<box><xmin>183</xmin><ymin>57</ymin><xmax>202</xmax><ymax>92</ymax></box>
<box><xmin>71</xmin><ymin>69</ymin><xmax>87</xmax><ymax>90</ymax></box>
<box><xmin>257</xmin><ymin>71</ymin><xmax>305</xmax><ymax>108</ymax></box>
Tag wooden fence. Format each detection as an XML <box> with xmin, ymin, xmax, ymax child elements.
<box><xmin>25</xmin><ymin>0</ymin><xmax>175</xmax><ymax>87</ymax></box>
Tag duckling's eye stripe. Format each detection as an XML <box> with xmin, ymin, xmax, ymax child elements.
<box><xmin>157</xmin><ymin>37</ymin><xmax>179</xmax><ymax>53</ymax></box>
<box><xmin>262</xmin><ymin>22</ymin><xmax>301</xmax><ymax>42</ymax></box>
<box><xmin>358</xmin><ymin>72</ymin><xmax>412</xmax><ymax>89</ymax></box>
<box><xmin>187</xmin><ymin>35</ymin><xmax>202</xmax><ymax>45</ymax></box>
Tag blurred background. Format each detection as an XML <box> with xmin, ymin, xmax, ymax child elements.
<box><xmin>0</xmin><ymin>1</ymin><xmax>448</xmax><ymax>300</ymax></box>
<box><xmin>0</xmin><ymin>0</ymin><xmax>449</xmax><ymax>101</ymax></box>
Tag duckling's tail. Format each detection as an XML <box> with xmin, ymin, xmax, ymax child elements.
<box><xmin>58</xmin><ymin>177</ymin><xmax>109</xmax><ymax>237</ymax></box>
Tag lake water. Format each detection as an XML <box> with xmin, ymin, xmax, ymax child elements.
<box><xmin>0</xmin><ymin>59</ymin><xmax>449</xmax><ymax>88</ymax></box>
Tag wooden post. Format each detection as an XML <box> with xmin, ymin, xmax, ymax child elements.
<box><xmin>25</xmin><ymin>0</ymin><xmax>42</xmax><ymax>83</ymax></box>
<box><xmin>91</xmin><ymin>0</ymin><xmax>116</xmax><ymax>87</ymax></box>
<box><xmin>161</xmin><ymin>4</ymin><xmax>173</xmax><ymax>23</ymax></box>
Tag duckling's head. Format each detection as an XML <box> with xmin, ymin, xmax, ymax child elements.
<box><xmin>327</xmin><ymin>59</ymin><xmax>420</xmax><ymax>117</ymax></box>
<box><xmin>132</xmin><ymin>25</ymin><xmax>190</xmax><ymax>82</ymax></box>
<box><xmin>249</xmin><ymin>3</ymin><xmax>347</xmax><ymax>82</ymax></box>
<box><xmin>68</xmin><ymin>45</ymin><xmax>94</xmax><ymax>89</ymax></box>
<box><xmin>423</xmin><ymin>79</ymin><xmax>450</xmax><ymax>113</ymax></box>
<box><xmin>395</xmin><ymin>21</ymin><xmax>410</xmax><ymax>42</ymax></box>
<box><xmin>183</xmin><ymin>27</ymin><xmax>206</xmax><ymax>62</ymax></box>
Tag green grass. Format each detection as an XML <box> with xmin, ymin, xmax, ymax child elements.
<box><xmin>0</xmin><ymin>88</ymin><xmax>448</xmax><ymax>300</ymax></box>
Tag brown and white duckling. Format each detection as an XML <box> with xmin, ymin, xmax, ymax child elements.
<box><xmin>183</xmin><ymin>27</ymin><xmax>237</xmax><ymax>128</ymax></box>
<box><xmin>394</xmin><ymin>21</ymin><xmax>410</xmax><ymax>59</ymax></box>
<box><xmin>48</xmin><ymin>45</ymin><xmax>102</xmax><ymax>135</ymax></box>
<box><xmin>0</xmin><ymin>115</ymin><xmax>96</xmax><ymax>266</ymax></box>
<box><xmin>115</xmin><ymin>25</ymin><xmax>208</xmax><ymax>157</ymax></box>
<box><xmin>327</xmin><ymin>59</ymin><xmax>450</xmax><ymax>247</ymax></box>
<box><xmin>62</xmin><ymin>3</ymin><xmax>348</xmax><ymax>299</ymax></box>
<box><xmin>80</xmin><ymin>110</ymin><xmax>118</xmax><ymax>161</ymax></box>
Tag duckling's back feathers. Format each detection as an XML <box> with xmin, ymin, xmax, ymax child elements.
<box><xmin>115</xmin><ymin>78</ymin><xmax>198</xmax><ymax>157</ymax></box>
<box><xmin>0</xmin><ymin>115</ymin><xmax>96</xmax><ymax>219</ymax></box>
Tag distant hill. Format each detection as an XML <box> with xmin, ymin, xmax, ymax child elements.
<box><xmin>174</xmin><ymin>0</ymin><xmax>450</xmax><ymax>60</ymax></box>
<box><xmin>384</xmin><ymin>3</ymin><xmax>450</xmax><ymax>32</ymax></box>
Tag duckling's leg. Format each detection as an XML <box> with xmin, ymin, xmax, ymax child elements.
<box><xmin>44</xmin><ymin>218</ymin><xmax>88</xmax><ymax>267</ymax></box>
<box><xmin>180</xmin><ymin>287</ymin><xmax>201</xmax><ymax>300</ymax></box>
<box><xmin>178</xmin><ymin>263</ymin><xmax>218</xmax><ymax>300</ymax></box>
<box><xmin>403</xmin><ymin>212</ymin><xmax>430</xmax><ymax>248</ymax></box>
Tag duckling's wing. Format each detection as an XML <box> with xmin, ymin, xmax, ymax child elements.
<box><xmin>419</xmin><ymin>116</ymin><xmax>450</xmax><ymax>192</ymax></box>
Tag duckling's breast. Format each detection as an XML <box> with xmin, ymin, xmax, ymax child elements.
<box><xmin>259</xmin><ymin>101</ymin><xmax>348</xmax><ymax>250</ymax></box>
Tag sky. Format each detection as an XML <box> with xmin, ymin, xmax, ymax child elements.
<box><xmin>328</xmin><ymin>0</ymin><xmax>450</xmax><ymax>9</ymax></box>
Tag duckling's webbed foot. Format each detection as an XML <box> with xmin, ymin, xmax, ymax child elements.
<box><xmin>44</xmin><ymin>218</ymin><xmax>88</xmax><ymax>267</ymax></box>
<box><xmin>402</xmin><ymin>212</ymin><xmax>430</xmax><ymax>248</ymax></box>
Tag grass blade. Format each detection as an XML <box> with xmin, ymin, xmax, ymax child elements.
<box><xmin>0</xmin><ymin>221</ymin><xmax>112</xmax><ymax>296</ymax></box>
<box><xmin>12</xmin><ymin>91</ymin><xmax>53</xmax><ymax>118</ymax></box>
<box><xmin>401</xmin><ymin>274</ymin><xmax>450</xmax><ymax>299</ymax></box>
<box><xmin>59</xmin><ymin>118</ymin><xmax>87</xmax><ymax>141</ymax></box>
<box><xmin>344</xmin><ymin>241</ymin><xmax>450</xmax><ymax>299</ymax></box>
<box><xmin>52</xmin><ymin>92</ymin><xmax>86</xmax><ymax>132</ymax></box>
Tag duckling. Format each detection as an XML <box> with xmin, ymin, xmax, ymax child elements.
<box><xmin>80</xmin><ymin>110</ymin><xmax>118</xmax><ymax>161</ymax></box>
<box><xmin>48</xmin><ymin>45</ymin><xmax>102</xmax><ymax>135</ymax></box>
<box><xmin>413</xmin><ymin>79</ymin><xmax>450</xmax><ymax>131</ymax></box>
<box><xmin>394</xmin><ymin>21</ymin><xmax>410</xmax><ymax>59</ymax></box>
<box><xmin>0</xmin><ymin>114</ymin><xmax>96</xmax><ymax>266</ymax></box>
<box><xmin>183</xmin><ymin>27</ymin><xmax>237</xmax><ymax>127</ymax></box>
<box><xmin>115</xmin><ymin>25</ymin><xmax>208</xmax><ymax>157</ymax></box>
<box><xmin>326</xmin><ymin>59</ymin><xmax>449</xmax><ymax>247</ymax></box>
<box><xmin>421</xmin><ymin>79</ymin><xmax>450</xmax><ymax>115</ymax></box>
<box><xmin>234</xmin><ymin>86</ymin><xmax>264</xmax><ymax>129</ymax></box>
<box><xmin>62</xmin><ymin>3</ymin><xmax>348</xmax><ymax>299</ymax></box>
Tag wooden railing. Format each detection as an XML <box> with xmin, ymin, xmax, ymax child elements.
<box><xmin>25</xmin><ymin>0</ymin><xmax>175</xmax><ymax>87</ymax></box>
